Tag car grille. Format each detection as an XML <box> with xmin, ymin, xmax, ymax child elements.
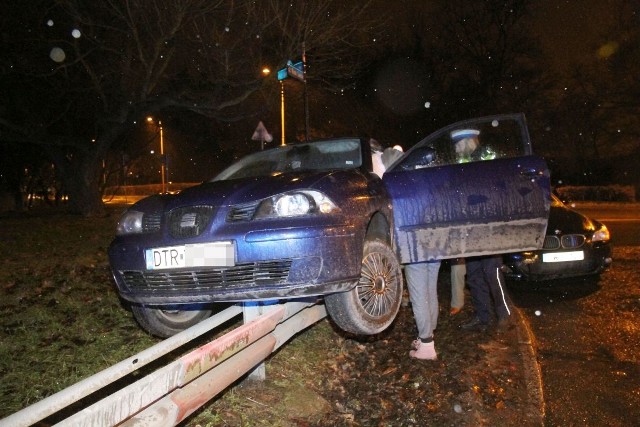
<box><xmin>168</xmin><ymin>206</ymin><xmax>215</xmax><ymax>238</ymax></box>
<box><xmin>143</xmin><ymin>213</ymin><xmax>162</xmax><ymax>232</ymax></box>
<box><xmin>543</xmin><ymin>234</ymin><xmax>585</xmax><ymax>250</ymax></box>
<box><xmin>227</xmin><ymin>201</ymin><xmax>260</xmax><ymax>222</ymax></box>
<box><xmin>120</xmin><ymin>260</ymin><xmax>292</xmax><ymax>292</ymax></box>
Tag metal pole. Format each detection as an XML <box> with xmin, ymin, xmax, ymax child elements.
<box><xmin>159</xmin><ymin>122</ymin><xmax>166</xmax><ymax>193</ymax></box>
<box><xmin>302</xmin><ymin>42</ymin><xmax>309</xmax><ymax>142</ymax></box>
<box><xmin>280</xmin><ymin>81</ymin><xmax>286</xmax><ymax>146</ymax></box>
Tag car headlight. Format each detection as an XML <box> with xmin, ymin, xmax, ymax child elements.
<box><xmin>592</xmin><ymin>225</ymin><xmax>610</xmax><ymax>242</ymax></box>
<box><xmin>254</xmin><ymin>190</ymin><xmax>339</xmax><ymax>219</ymax></box>
<box><xmin>116</xmin><ymin>210</ymin><xmax>144</xmax><ymax>235</ymax></box>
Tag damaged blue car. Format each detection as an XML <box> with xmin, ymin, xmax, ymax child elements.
<box><xmin>109</xmin><ymin>113</ymin><xmax>550</xmax><ymax>337</ymax></box>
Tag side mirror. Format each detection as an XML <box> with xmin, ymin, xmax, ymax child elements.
<box><xmin>398</xmin><ymin>146</ymin><xmax>436</xmax><ymax>170</ymax></box>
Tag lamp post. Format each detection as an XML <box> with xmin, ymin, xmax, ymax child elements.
<box><xmin>159</xmin><ymin>121</ymin><xmax>166</xmax><ymax>194</ymax></box>
<box><xmin>276</xmin><ymin>53</ymin><xmax>307</xmax><ymax>146</ymax></box>
<box><xmin>280</xmin><ymin>80</ymin><xmax>286</xmax><ymax>146</ymax></box>
<box><xmin>147</xmin><ymin>117</ymin><xmax>166</xmax><ymax>193</ymax></box>
<box><xmin>261</xmin><ymin>66</ymin><xmax>285</xmax><ymax>147</ymax></box>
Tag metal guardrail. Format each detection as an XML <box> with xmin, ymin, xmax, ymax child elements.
<box><xmin>0</xmin><ymin>300</ymin><xmax>327</xmax><ymax>427</ymax></box>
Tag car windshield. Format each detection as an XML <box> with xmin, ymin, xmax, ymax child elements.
<box><xmin>211</xmin><ymin>138</ymin><xmax>363</xmax><ymax>181</ymax></box>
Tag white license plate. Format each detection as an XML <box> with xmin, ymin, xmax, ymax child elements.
<box><xmin>542</xmin><ymin>250</ymin><xmax>584</xmax><ymax>263</ymax></box>
<box><xmin>145</xmin><ymin>242</ymin><xmax>235</xmax><ymax>270</ymax></box>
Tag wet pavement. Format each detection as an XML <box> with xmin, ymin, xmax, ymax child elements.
<box><xmin>509</xmin><ymin>246</ymin><xmax>640</xmax><ymax>426</ymax></box>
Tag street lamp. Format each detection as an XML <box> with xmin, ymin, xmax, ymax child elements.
<box><xmin>147</xmin><ymin>117</ymin><xmax>166</xmax><ymax>194</ymax></box>
<box><xmin>262</xmin><ymin>66</ymin><xmax>285</xmax><ymax>146</ymax></box>
<box><xmin>280</xmin><ymin>80</ymin><xmax>286</xmax><ymax>146</ymax></box>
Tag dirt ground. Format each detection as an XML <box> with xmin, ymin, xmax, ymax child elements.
<box><xmin>193</xmin><ymin>271</ymin><xmax>544</xmax><ymax>427</ymax></box>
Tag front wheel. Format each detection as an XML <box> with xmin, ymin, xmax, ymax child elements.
<box><xmin>131</xmin><ymin>305</ymin><xmax>213</xmax><ymax>338</ymax></box>
<box><xmin>325</xmin><ymin>239</ymin><xmax>403</xmax><ymax>335</ymax></box>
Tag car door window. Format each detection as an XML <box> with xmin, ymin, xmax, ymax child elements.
<box><xmin>392</xmin><ymin>116</ymin><xmax>529</xmax><ymax>171</ymax></box>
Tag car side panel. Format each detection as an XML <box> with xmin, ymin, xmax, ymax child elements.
<box><xmin>384</xmin><ymin>155</ymin><xmax>550</xmax><ymax>263</ymax></box>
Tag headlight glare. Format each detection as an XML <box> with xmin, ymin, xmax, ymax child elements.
<box><xmin>275</xmin><ymin>193</ymin><xmax>312</xmax><ymax>216</ymax></box>
<box><xmin>592</xmin><ymin>225</ymin><xmax>610</xmax><ymax>242</ymax></box>
<box><xmin>116</xmin><ymin>210</ymin><xmax>144</xmax><ymax>235</ymax></box>
<box><xmin>254</xmin><ymin>190</ymin><xmax>338</xmax><ymax>219</ymax></box>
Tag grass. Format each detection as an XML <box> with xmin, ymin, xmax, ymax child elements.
<box><xmin>0</xmin><ymin>208</ymin><xmax>159</xmax><ymax>417</ymax></box>
<box><xmin>0</xmin><ymin>207</ymin><xmax>342</xmax><ymax>425</ymax></box>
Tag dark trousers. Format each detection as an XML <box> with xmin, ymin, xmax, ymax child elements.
<box><xmin>466</xmin><ymin>255</ymin><xmax>511</xmax><ymax>323</ymax></box>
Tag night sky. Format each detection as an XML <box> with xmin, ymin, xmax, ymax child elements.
<box><xmin>532</xmin><ymin>0</ymin><xmax>622</xmax><ymax>73</ymax></box>
<box><xmin>0</xmin><ymin>0</ymin><xmax>637</xmax><ymax>197</ymax></box>
<box><xmin>135</xmin><ymin>0</ymin><xmax>631</xmax><ymax>188</ymax></box>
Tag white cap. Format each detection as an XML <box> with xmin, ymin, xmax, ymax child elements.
<box><xmin>450</xmin><ymin>129</ymin><xmax>480</xmax><ymax>141</ymax></box>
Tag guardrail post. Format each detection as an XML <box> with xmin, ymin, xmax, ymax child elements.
<box><xmin>243</xmin><ymin>301</ymin><xmax>279</xmax><ymax>380</ymax></box>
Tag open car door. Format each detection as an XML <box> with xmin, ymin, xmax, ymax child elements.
<box><xmin>383</xmin><ymin>113</ymin><xmax>551</xmax><ymax>263</ymax></box>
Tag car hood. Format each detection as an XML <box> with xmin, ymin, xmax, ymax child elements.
<box><xmin>161</xmin><ymin>171</ymin><xmax>339</xmax><ymax>210</ymax></box>
<box><xmin>547</xmin><ymin>203</ymin><xmax>603</xmax><ymax>235</ymax></box>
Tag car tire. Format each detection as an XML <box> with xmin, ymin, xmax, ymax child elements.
<box><xmin>131</xmin><ymin>306</ymin><xmax>213</xmax><ymax>338</ymax></box>
<box><xmin>325</xmin><ymin>238</ymin><xmax>403</xmax><ymax>335</ymax></box>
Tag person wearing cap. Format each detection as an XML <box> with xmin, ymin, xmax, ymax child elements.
<box><xmin>450</xmin><ymin>129</ymin><xmax>496</xmax><ymax>163</ymax></box>
<box><xmin>460</xmin><ymin>254</ymin><xmax>513</xmax><ymax>332</ymax></box>
<box><xmin>448</xmin><ymin>129</ymin><xmax>513</xmax><ymax>331</ymax></box>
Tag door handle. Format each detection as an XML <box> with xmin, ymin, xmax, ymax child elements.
<box><xmin>519</xmin><ymin>167</ymin><xmax>543</xmax><ymax>180</ymax></box>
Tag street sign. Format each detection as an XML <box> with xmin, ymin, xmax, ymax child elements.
<box><xmin>287</xmin><ymin>60</ymin><xmax>305</xmax><ymax>82</ymax></box>
<box><xmin>276</xmin><ymin>60</ymin><xmax>305</xmax><ymax>82</ymax></box>
<box><xmin>251</xmin><ymin>121</ymin><xmax>273</xmax><ymax>150</ymax></box>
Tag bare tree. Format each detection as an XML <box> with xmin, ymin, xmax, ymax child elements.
<box><xmin>0</xmin><ymin>0</ymin><xmax>385</xmax><ymax>216</ymax></box>
<box><xmin>424</xmin><ymin>0</ymin><xmax>549</xmax><ymax>120</ymax></box>
<box><xmin>539</xmin><ymin>0</ymin><xmax>640</xmax><ymax>184</ymax></box>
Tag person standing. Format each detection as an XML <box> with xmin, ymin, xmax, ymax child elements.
<box><xmin>404</xmin><ymin>261</ymin><xmax>441</xmax><ymax>360</ymax></box>
<box><xmin>449</xmin><ymin>128</ymin><xmax>511</xmax><ymax>331</ymax></box>
<box><xmin>369</xmin><ymin>140</ymin><xmax>440</xmax><ymax>360</ymax></box>
<box><xmin>450</xmin><ymin>258</ymin><xmax>465</xmax><ymax>315</ymax></box>
<box><xmin>370</xmin><ymin>139</ymin><xmax>403</xmax><ymax>178</ymax></box>
<box><xmin>460</xmin><ymin>255</ymin><xmax>512</xmax><ymax>331</ymax></box>
<box><xmin>369</xmin><ymin>138</ymin><xmax>386</xmax><ymax>178</ymax></box>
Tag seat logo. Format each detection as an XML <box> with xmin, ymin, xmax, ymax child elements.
<box><xmin>180</xmin><ymin>212</ymin><xmax>198</xmax><ymax>228</ymax></box>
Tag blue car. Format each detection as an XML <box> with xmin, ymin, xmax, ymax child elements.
<box><xmin>109</xmin><ymin>113</ymin><xmax>551</xmax><ymax>337</ymax></box>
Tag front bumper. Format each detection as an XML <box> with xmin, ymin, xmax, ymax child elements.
<box><xmin>109</xmin><ymin>224</ymin><xmax>363</xmax><ymax>304</ymax></box>
<box><xmin>502</xmin><ymin>242</ymin><xmax>612</xmax><ymax>282</ymax></box>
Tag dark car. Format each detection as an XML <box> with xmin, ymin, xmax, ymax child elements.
<box><xmin>108</xmin><ymin>113</ymin><xmax>551</xmax><ymax>337</ymax></box>
<box><xmin>502</xmin><ymin>194</ymin><xmax>612</xmax><ymax>281</ymax></box>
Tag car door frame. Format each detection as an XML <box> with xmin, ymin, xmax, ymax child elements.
<box><xmin>382</xmin><ymin>113</ymin><xmax>551</xmax><ymax>264</ymax></box>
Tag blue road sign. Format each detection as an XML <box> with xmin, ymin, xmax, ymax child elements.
<box><xmin>277</xmin><ymin>60</ymin><xmax>305</xmax><ymax>82</ymax></box>
<box><xmin>287</xmin><ymin>60</ymin><xmax>305</xmax><ymax>81</ymax></box>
